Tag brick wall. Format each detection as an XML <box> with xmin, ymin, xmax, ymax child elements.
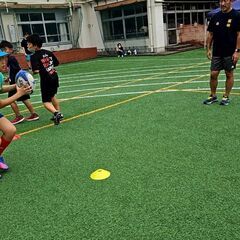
<box><xmin>179</xmin><ymin>24</ymin><xmax>206</xmax><ymax>45</ymax></box>
<box><xmin>13</xmin><ymin>47</ymin><xmax>97</xmax><ymax>69</ymax></box>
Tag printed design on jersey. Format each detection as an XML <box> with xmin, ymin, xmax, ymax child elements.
<box><xmin>41</xmin><ymin>54</ymin><xmax>57</xmax><ymax>76</ymax></box>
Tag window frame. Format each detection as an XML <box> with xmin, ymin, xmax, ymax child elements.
<box><xmin>17</xmin><ymin>12</ymin><xmax>70</xmax><ymax>45</ymax></box>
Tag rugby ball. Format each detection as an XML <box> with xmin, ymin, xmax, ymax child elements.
<box><xmin>15</xmin><ymin>70</ymin><xmax>36</xmax><ymax>94</ymax></box>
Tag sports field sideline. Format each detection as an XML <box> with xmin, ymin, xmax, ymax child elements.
<box><xmin>1</xmin><ymin>48</ymin><xmax>240</xmax><ymax>239</ymax></box>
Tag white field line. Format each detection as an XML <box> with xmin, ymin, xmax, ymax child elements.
<box><xmin>59</xmin><ymin>74</ymin><xmax>204</xmax><ymax>88</ymax></box>
<box><xmin>59</xmin><ymin>62</ymin><xmax>206</xmax><ymax>77</ymax></box>
<box><xmin>14</xmin><ymin>86</ymin><xmax>240</xmax><ymax>107</ymax></box>
<box><xmin>59</xmin><ymin>76</ymin><xmax>240</xmax><ymax>89</ymax></box>
<box><xmin>59</xmin><ymin>69</ymin><xmax>210</xmax><ymax>83</ymax></box>
<box><xmin>24</xmin><ymin>78</ymin><xmax>240</xmax><ymax>100</ymax></box>
<box><xmin>59</xmin><ymin>67</ymin><xmax>209</xmax><ymax>79</ymax></box>
<box><xmin>59</xmin><ymin>57</ymin><xmax>207</xmax><ymax>68</ymax></box>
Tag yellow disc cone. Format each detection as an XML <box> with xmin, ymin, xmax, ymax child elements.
<box><xmin>90</xmin><ymin>169</ymin><xmax>111</xmax><ymax>180</ymax></box>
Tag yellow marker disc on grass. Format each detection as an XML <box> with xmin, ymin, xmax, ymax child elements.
<box><xmin>90</xmin><ymin>169</ymin><xmax>111</xmax><ymax>180</ymax></box>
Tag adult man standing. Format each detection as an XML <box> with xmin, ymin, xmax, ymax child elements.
<box><xmin>204</xmin><ymin>0</ymin><xmax>240</xmax><ymax>105</ymax></box>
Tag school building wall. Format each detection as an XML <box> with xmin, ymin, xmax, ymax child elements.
<box><xmin>14</xmin><ymin>47</ymin><xmax>97</xmax><ymax>69</ymax></box>
<box><xmin>0</xmin><ymin>0</ymin><xmax>217</xmax><ymax>55</ymax></box>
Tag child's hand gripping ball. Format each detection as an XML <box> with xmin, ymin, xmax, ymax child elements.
<box><xmin>15</xmin><ymin>70</ymin><xmax>36</xmax><ymax>94</ymax></box>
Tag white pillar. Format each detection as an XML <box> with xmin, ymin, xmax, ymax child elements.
<box><xmin>150</xmin><ymin>0</ymin><xmax>165</xmax><ymax>52</ymax></box>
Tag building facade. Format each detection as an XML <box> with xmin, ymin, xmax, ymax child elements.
<box><xmin>0</xmin><ymin>0</ymin><xmax>218</xmax><ymax>53</ymax></box>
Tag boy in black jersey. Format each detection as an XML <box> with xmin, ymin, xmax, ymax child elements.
<box><xmin>26</xmin><ymin>34</ymin><xmax>63</xmax><ymax>125</ymax></box>
<box><xmin>204</xmin><ymin>0</ymin><xmax>240</xmax><ymax>106</ymax></box>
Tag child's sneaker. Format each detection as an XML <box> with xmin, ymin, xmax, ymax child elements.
<box><xmin>53</xmin><ymin>112</ymin><xmax>63</xmax><ymax>125</ymax></box>
<box><xmin>25</xmin><ymin>113</ymin><xmax>39</xmax><ymax>121</ymax></box>
<box><xmin>11</xmin><ymin>115</ymin><xmax>25</xmax><ymax>125</ymax></box>
<box><xmin>0</xmin><ymin>156</ymin><xmax>9</xmax><ymax>171</ymax></box>
<box><xmin>220</xmin><ymin>96</ymin><xmax>230</xmax><ymax>106</ymax></box>
<box><xmin>50</xmin><ymin>113</ymin><xmax>63</xmax><ymax>122</ymax></box>
<box><xmin>203</xmin><ymin>95</ymin><xmax>218</xmax><ymax>105</ymax></box>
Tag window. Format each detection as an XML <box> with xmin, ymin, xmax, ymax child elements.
<box><xmin>177</xmin><ymin>13</ymin><xmax>184</xmax><ymax>27</ymax></box>
<box><xmin>125</xmin><ymin>17</ymin><xmax>136</xmax><ymax>38</ymax></box>
<box><xmin>101</xmin><ymin>2</ymin><xmax>148</xmax><ymax>40</ymax></box>
<box><xmin>113</xmin><ymin>20</ymin><xmax>124</xmax><ymax>39</ymax></box>
<box><xmin>30</xmin><ymin>13</ymin><xmax>42</xmax><ymax>21</ymax></box>
<box><xmin>184</xmin><ymin>13</ymin><xmax>191</xmax><ymax>25</ymax></box>
<box><xmin>137</xmin><ymin>15</ymin><xmax>148</xmax><ymax>36</ymax></box>
<box><xmin>102</xmin><ymin>22</ymin><xmax>113</xmax><ymax>40</ymax></box>
<box><xmin>44</xmin><ymin>13</ymin><xmax>56</xmax><ymax>21</ymax></box>
<box><xmin>112</xmin><ymin>8</ymin><xmax>122</xmax><ymax>18</ymax></box>
<box><xmin>17</xmin><ymin>12</ymin><xmax>70</xmax><ymax>44</ymax></box>
<box><xmin>168</xmin><ymin>14</ymin><xmax>176</xmax><ymax>28</ymax></box>
<box><xmin>124</xmin><ymin>6</ymin><xmax>135</xmax><ymax>16</ymax></box>
<box><xmin>192</xmin><ymin>12</ymin><xmax>198</xmax><ymax>25</ymax></box>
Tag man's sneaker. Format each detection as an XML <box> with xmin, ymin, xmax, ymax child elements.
<box><xmin>11</xmin><ymin>115</ymin><xmax>25</xmax><ymax>125</ymax></box>
<box><xmin>0</xmin><ymin>156</ymin><xmax>9</xmax><ymax>171</ymax></box>
<box><xmin>220</xmin><ymin>96</ymin><xmax>230</xmax><ymax>106</ymax></box>
<box><xmin>53</xmin><ymin>112</ymin><xmax>63</xmax><ymax>125</ymax></box>
<box><xmin>25</xmin><ymin>113</ymin><xmax>39</xmax><ymax>122</ymax></box>
<box><xmin>203</xmin><ymin>95</ymin><xmax>218</xmax><ymax>105</ymax></box>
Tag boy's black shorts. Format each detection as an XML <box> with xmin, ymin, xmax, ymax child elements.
<box><xmin>41</xmin><ymin>75</ymin><xmax>59</xmax><ymax>103</ymax></box>
<box><xmin>41</xmin><ymin>87</ymin><xmax>58</xmax><ymax>103</ymax></box>
<box><xmin>8</xmin><ymin>89</ymin><xmax>30</xmax><ymax>101</ymax></box>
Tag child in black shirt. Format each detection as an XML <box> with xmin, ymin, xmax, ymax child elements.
<box><xmin>0</xmin><ymin>40</ymin><xmax>39</xmax><ymax>124</ymax></box>
<box><xmin>26</xmin><ymin>34</ymin><xmax>63</xmax><ymax>125</ymax></box>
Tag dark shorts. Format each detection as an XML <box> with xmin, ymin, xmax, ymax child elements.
<box><xmin>0</xmin><ymin>113</ymin><xmax>3</xmax><ymax>118</ymax></box>
<box><xmin>211</xmin><ymin>56</ymin><xmax>235</xmax><ymax>72</ymax></box>
<box><xmin>41</xmin><ymin>87</ymin><xmax>58</xmax><ymax>103</ymax></box>
<box><xmin>8</xmin><ymin>89</ymin><xmax>30</xmax><ymax>102</ymax></box>
<box><xmin>41</xmin><ymin>76</ymin><xmax>59</xmax><ymax>103</ymax></box>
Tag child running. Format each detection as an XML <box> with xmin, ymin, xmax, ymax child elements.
<box><xmin>0</xmin><ymin>40</ymin><xmax>39</xmax><ymax>124</ymax></box>
<box><xmin>0</xmin><ymin>50</ymin><xmax>32</xmax><ymax>178</ymax></box>
<box><xmin>26</xmin><ymin>34</ymin><xmax>63</xmax><ymax>125</ymax></box>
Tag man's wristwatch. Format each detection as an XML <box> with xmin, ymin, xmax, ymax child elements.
<box><xmin>235</xmin><ymin>48</ymin><xmax>240</xmax><ymax>52</ymax></box>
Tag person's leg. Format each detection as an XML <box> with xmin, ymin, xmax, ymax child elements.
<box><xmin>210</xmin><ymin>70</ymin><xmax>220</xmax><ymax>96</ymax></box>
<box><xmin>224</xmin><ymin>70</ymin><xmax>234</xmax><ymax>97</ymax></box>
<box><xmin>23</xmin><ymin>99</ymin><xmax>34</xmax><ymax>114</ymax></box>
<box><xmin>52</xmin><ymin>96</ymin><xmax>60</xmax><ymax>112</ymax></box>
<box><xmin>23</xmin><ymin>99</ymin><xmax>39</xmax><ymax>121</ymax></box>
<box><xmin>219</xmin><ymin>57</ymin><xmax>235</xmax><ymax>106</ymax></box>
<box><xmin>43</xmin><ymin>101</ymin><xmax>63</xmax><ymax>125</ymax></box>
<box><xmin>203</xmin><ymin>56</ymin><xmax>222</xmax><ymax>105</ymax></box>
<box><xmin>0</xmin><ymin>116</ymin><xmax>16</xmax><ymax>171</ymax></box>
<box><xmin>10</xmin><ymin>102</ymin><xmax>25</xmax><ymax>124</ymax></box>
<box><xmin>11</xmin><ymin>101</ymin><xmax>21</xmax><ymax>116</ymax></box>
<box><xmin>43</xmin><ymin>101</ymin><xmax>57</xmax><ymax>113</ymax></box>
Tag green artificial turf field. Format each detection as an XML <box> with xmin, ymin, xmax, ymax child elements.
<box><xmin>1</xmin><ymin>48</ymin><xmax>240</xmax><ymax>240</ymax></box>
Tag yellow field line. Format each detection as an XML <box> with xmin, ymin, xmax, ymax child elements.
<box><xmin>19</xmin><ymin>73</ymin><xmax>208</xmax><ymax>137</ymax></box>
<box><xmin>4</xmin><ymin>61</ymin><xmax>208</xmax><ymax>117</ymax></box>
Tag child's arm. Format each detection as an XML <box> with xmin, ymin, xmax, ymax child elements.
<box><xmin>0</xmin><ymin>85</ymin><xmax>32</xmax><ymax>109</ymax></box>
<box><xmin>0</xmin><ymin>84</ymin><xmax>16</xmax><ymax>93</ymax></box>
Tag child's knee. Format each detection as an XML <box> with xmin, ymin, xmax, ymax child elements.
<box><xmin>8</xmin><ymin>124</ymin><xmax>16</xmax><ymax>137</ymax></box>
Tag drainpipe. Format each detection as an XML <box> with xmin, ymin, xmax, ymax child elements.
<box><xmin>147</xmin><ymin>0</ymin><xmax>154</xmax><ymax>52</ymax></box>
<box><xmin>5</xmin><ymin>1</ymin><xmax>8</xmax><ymax>13</ymax></box>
